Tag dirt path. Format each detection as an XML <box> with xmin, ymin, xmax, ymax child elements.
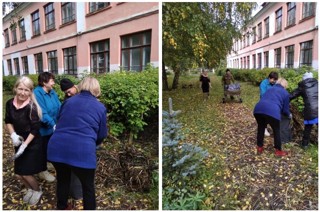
<box><xmin>212</xmin><ymin>102</ymin><xmax>317</xmax><ymax>210</ymax></box>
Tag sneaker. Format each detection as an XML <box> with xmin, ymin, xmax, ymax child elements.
<box><xmin>39</xmin><ymin>171</ymin><xmax>55</xmax><ymax>182</ymax></box>
<box><xmin>47</xmin><ymin>162</ymin><xmax>55</xmax><ymax>171</ymax></box>
<box><xmin>28</xmin><ymin>190</ymin><xmax>43</xmax><ymax>206</ymax></box>
<box><xmin>264</xmin><ymin>128</ymin><xmax>270</xmax><ymax>136</ymax></box>
<box><xmin>23</xmin><ymin>189</ymin><xmax>33</xmax><ymax>203</ymax></box>
<box><xmin>257</xmin><ymin>146</ymin><xmax>264</xmax><ymax>154</ymax></box>
<box><xmin>275</xmin><ymin>149</ymin><xmax>288</xmax><ymax>157</ymax></box>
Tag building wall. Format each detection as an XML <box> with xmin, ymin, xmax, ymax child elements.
<box><xmin>2</xmin><ymin>2</ymin><xmax>159</xmax><ymax>76</ymax></box>
<box><xmin>227</xmin><ymin>2</ymin><xmax>318</xmax><ymax>70</ymax></box>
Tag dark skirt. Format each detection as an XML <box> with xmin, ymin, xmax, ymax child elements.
<box><xmin>14</xmin><ymin>136</ymin><xmax>43</xmax><ymax>175</ymax></box>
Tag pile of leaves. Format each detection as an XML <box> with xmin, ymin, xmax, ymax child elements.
<box><xmin>2</xmin><ymin>122</ymin><xmax>158</xmax><ymax>210</ymax></box>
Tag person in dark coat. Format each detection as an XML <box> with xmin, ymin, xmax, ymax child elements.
<box><xmin>48</xmin><ymin>77</ymin><xmax>107</xmax><ymax>210</ymax></box>
<box><xmin>199</xmin><ymin>71</ymin><xmax>212</xmax><ymax>100</ymax></box>
<box><xmin>59</xmin><ymin>78</ymin><xmax>83</xmax><ymax>204</ymax></box>
<box><xmin>290</xmin><ymin>72</ymin><xmax>318</xmax><ymax>149</ymax></box>
<box><xmin>253</xmin><ymin>78</ymin><xmax>291</xmax><ymax>157</ymax></box>
<box><xmin>5</xmin><ymin>76</ymin><xmax>44</xmax><ymax>205</ymax></box>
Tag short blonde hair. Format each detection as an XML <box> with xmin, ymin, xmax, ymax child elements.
<box><xmin>14</xmin><ymin>76</ymin><xmax>42</xmax><ymax>119</ymax></box>
<box><xmin>276</xmin><ymin>77</ymin><xmax>288</xmax><ymax>89</ymax></box>
<box><xmin>78</xmin><ymin>77</ymin><xmax>101</xmax><ymax>97</ymax></box>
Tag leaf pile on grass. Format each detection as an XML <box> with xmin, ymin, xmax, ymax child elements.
<box><xmin>207</xmin><ymin>102</ymin><xmax>318</xmax><ymax>210</ymax></box>
<box><xmin>3</xmin><ymin>128</ymin><xmax>158</xmax><ymax>210</ymax></box>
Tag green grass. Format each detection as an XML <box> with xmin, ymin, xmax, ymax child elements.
<box><xmin>163</xmin><ymin>73</ymin><xmax>318</xmax><ymax>210</ymax></box>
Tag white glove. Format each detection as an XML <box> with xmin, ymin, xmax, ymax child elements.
<box><xmin>10</xmin><ymin>132</ymin><xmax>24</xmax><ymax>147</ymax></box>
<box><xmin>53</xmin><ymin>125</ymin><xmax>56</xmax><ymax>132</ymax></box>
<box><xmin>13</xmin><ymin>143</ymin><xmax>28</xmax><ymax>160</ymax></box>
<box><xmin>288</xmin><ymin>113</ymin><xmax>293</xmax><ymax>119</ymax></box>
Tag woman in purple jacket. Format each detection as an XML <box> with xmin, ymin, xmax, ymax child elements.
<box><xmin>253</xmin><ymin>78</ymin><xmax>291</xmax><ymax>157</ymax></box>
<box><xmin>48</xmin><ymin>77</ymin><xmax>107</xmax><ymax>210</ymax></box>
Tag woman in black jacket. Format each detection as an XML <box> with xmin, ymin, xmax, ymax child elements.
<box><xmin>290</xmin><ymin>72</ymin><xmax>318</xmax><ymax>149</ymax></box>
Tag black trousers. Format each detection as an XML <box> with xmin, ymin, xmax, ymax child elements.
<box><xmin>302</xmin><ymin>124</ymin><xmax>318</xmax><ymax>146</ymax></box>
<box><xmin>254</xmin><ymin>114</ymin><xmax>282</xmax><ymax>150</ymax></box>
<box><xmin>52</xmin><ymin>162</ymin><xmax>96</xmax><ymax>210</ymax></box>
<box><xmin>41</xmin><ymin>135</ymin><xmax>52</xmax><ymax>171</ymax></box>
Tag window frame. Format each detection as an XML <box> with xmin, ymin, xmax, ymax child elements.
<box><xmin>34</xmin><ymin>53</ymin><xmax>43</xmax><ymax>73</ymax></box>
<box><xmin>264</xmin><ymin>51</ymin><xmax>269</xmax><ymax>68</ymax></box>
<box><xmin>275</xmin><ymin>8</ymin><xmax>282</xmax><ymax>33</ymax></box>
<box><xmin>286</xmin><ymin>2</ymin><xmax>296</xmax><ymax>27</ymax></box>
<box><xmin>7</xmin><ymin>59</ymin><xmax>13</xmax><ymax>75</ymax></box>
<box><xmin>22</xmin><ymin>56</ymin><xmax>29</xmax><ymax>75</ymax></box>
<box><xmin>121</xmin><ymin>30</ymin><xmax>152</xmax><ymax>71</ymax></box>
<box><xmin>285</xmin><ymin>45</ymin><xmax>294</xmax><ymax>68</ymax></box>
<box><xmin>11</xmin><ymin>27</ymin><xmax>17</xmax><ymax>45</ymax></box>
<box><xmin>302</xmin><ymin>2</ymin><xmax>315</xmax><ymax>19</ymax></box>
<box><xmin>61</xmin><ymin>2</ymin><xmax>75</xmax><ymax>24</ymax></box>
<box><xmin>264</xmin><ymin>17</ymin><xmax>269</xmax><ymax>38</ymax></box>
<box><xmin>63</xmin><ymin>47</ymin><xmax>77</xmax><ymax>75</ymax></box>
<box><xmin>274</xmin><ymin>48</ymin><xmax>281</xmax><ymax>68</ymax></box>
<box><xmin>47</xmin><ymin>50</ymin><xmax>58</xmax><ymax>74</ymax></box>
<box><xmin>4</xmin><ymin>29</ymin><xmax>10</xmax><ymax>47</ymax></box>
<box><xmin>89</xmin><ymin>2</ymin><xmax>110</xmax><ymax>13</ymax></box>
<box><xmin>299</xmin><ymin>40</ymin><xmax>313</xmax><ymax>67</ymax></box>
<box><xmin>44</xmin><ymin>3</ymin><xmax>55</xmax><ymax>31</ymax></box>
<box><xmin>19</xmin><ymin>19</ymin><xmax>26</xmax><ymax>41</ymax></box>
<box><xmin>90</xmin><ymin>39</ymin><xmax>110</xmax><ymax>74</ymax></box>
<box><xmin>13</xmin><ymin>58</ymin><xmax>20</xmax><ymax>76</ymax></box>
<box><xmin>31</xmin><ymin>10</ymin><xmax>41</xmax><ymax>36</ymax></box>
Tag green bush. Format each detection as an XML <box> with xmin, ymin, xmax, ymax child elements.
<box><xmin>231</xmin><ymin>67</ymin><xmax>318</xmax><ymax>112</ymax></box>
<box><xmin>98</xmin><ymin>66</ymin><xmax>158</xmax><ymax>141</ymax></box>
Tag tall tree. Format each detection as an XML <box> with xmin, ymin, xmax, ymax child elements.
<box><xmin>163</xmin><ymin>2</ymin><xmax>257</xmax><ymax>90</ymax></box>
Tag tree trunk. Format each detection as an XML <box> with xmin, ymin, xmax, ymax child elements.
<box><xmin>162</xmin><ymin>61</ymin><xmax>169</xmax><ymax>90</ymax></box>
<box><xmin>172</xmin><ymin>68</ymin><xmax>180</xmax><ymax>89</ymax></box>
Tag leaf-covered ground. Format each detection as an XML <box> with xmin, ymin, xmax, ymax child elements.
<box><xmin>2</xmin><ymin>105</ymin><xmax>159</xmax><ymax>210</ymax></box>
<box><xmin>163</xmin><ymin>74</ymin><xmax>318</xmax><ymax>210</ymax></box>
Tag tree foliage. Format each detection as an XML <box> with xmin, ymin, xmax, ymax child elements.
<box><xmin>163</xmin><ymin>2</ymin><xmax>257</xmax><ymax>89</ymax></box>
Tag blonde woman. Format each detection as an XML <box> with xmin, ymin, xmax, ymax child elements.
<box><xmin>253</xmin><ymin>78</ymin><xmax>291</xmax><ymax>157</ymax></box>
<box><xmin>47</xmin><ymin>77</ymin><xmax>107</xmax><ymax>210</ymax></box>
<box><xmin>5</xmin><ymin>76</ymin><xmax>44</xmax><ymax>205</ymax></box>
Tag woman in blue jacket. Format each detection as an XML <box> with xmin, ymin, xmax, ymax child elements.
<box><xmin>254</xmin><ymin>78</ymin><xmax>291</xmax><ymax>157</ymax></box>
<box><xmin>48</xmin><ymin>77</ymin><xmax>107</xmax><ymax>210</ymax></box>
<box><xmin>34</xmin><ymin>72</ymin><xmax>61</xmax><ymax>182</ymax></box>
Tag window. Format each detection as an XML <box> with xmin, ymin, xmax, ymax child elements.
<box><xmin>19</xmin><ymin>19</ymin><xmax>26</xmax><ymax>41</ymax></box>
<box><xmin>44</xmin><ymin>3</ymin><xmax>55</xmax><ymax>31</ymax></box>
<box><xmin>47</xmin><ymin>51</ymin><xmax>58</xmax><ymax>74</ymax></box>
<box><xmin>300</xmin><ymin>40</ymin><xmax>313</xmax><ymax>67</ymax></box>
<box><xmin>275</xmin><ymin>8</ymin><xmax>282</xmax><ymax>32</ymax></box>
<box><xmin>252</xmin><ymin>27</ymin><xmax>256</xmax><ymax>44</ymax></box>
<box><xmin>90</xmin><ymin>40</ymin><xmax>110</xmax><ymax>74</ymax></box>
<box><xmin>4</xmin><ymin>29</ymin><xmax>10</xmax><ymax>47</ymax></box>
<box><xmin>11</xmin><ymin>28</ymin><xmax>17</xmax><ymax>45</ymax></box>
<box><xmin>257</xmin><ymin>53</ymin><xmax>262</xmax><ymax>69</ymax></box>
<box><xmin>7</xmin><ymin>59</ymin><xmax>13</xmax><ymax>75</ymax></box>
<box><xmin>257</xmin><ymin>23</ymin><xmax>262</xmax><ymax>41</ymax></box>
<box><xmin>285</xmin><ymin>45</ymin><xmax>294</xmax><ymax>68</ymax></box>
<box><xmin>61</xmin><ymin>2</ymin><xmax>75</xmax><ymax>24</ymax></box>
<box><xmin>302</xmin><ymin>2</ymin><xmax>315</xmax><ymax>19</ymax></box>
<box><xmin>264</xmin><ymin>51</ymin><xmax>269</xmax><ymax>68</ymax></box>
<box><xmin>246</xmin><ymin>32</ymin><xmax>249</xmax><ymax>47</ymax></box>
<box><xmin>32</xmin><ymin>10</ymin><xmax>40</xmax><ymax>36</ymax></box>
<box><xmin>121</xmin><ymin>30</ymin><xmax>151</xmax><ymax>71</ymax></box>
<box><xmin>264</xmin><ymin>17</ymin><xmax>269</xmax><ymax>37</ymax></box>
<box><xmin>252</xmin><ymin>54</ymin><xmax>256</xmax><ymax>69</ymax></box>
<box><xmin>274</xmin><ymin>48</ymin><xmax>281</xmax><ymax>68</ymax></box>
<box><xmin>243</xmin><ymin>57</ymin><xmax>246</xmax><ymax>69</ymax></box>
<box><xmin>89</xmin><ymin>2</ymin><xmax>110</xmax><ymax>13</ymax></box>
<box><xmin>13</xmin><ymin>58</ymin><xmax>20</xmax><ymax>75</ymax></box>
<box><xmin>63</xmin><ymin>47</ymin><xmax>77</xmax><ymax>75</ymax></box>
<box><xmin>22</xmin><ymin>56</ymin><xmax>29</xmax><ymax>75</ymax></box>
<box><xmin>247</xmin><ymin>56</ymin><xmax>250</xmax><ymax>69</ymax></box>
<box><xmin>287</xmin><ymin>3</ymin><xmax>296</xmax><ymax>27</ymax></box>
<box><xmin>34</xmin><ymin>53</ymin><xmax>43</xmax><ymax>73</ymax></box>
